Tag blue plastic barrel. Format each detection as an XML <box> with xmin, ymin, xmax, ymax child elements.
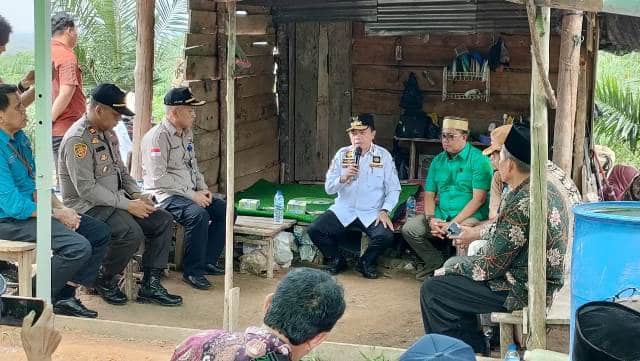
<box><xmin>571</xmin><ymin>202</ymin><xmax>640</xmax><ymax>354</ymax></box>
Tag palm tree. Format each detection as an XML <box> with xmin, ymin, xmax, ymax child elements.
<box><xmin>595</xmin><ymin>75</ymin><xmax>640</xmax><ymax>151</ymax></box>
<box><xmin>52</xmin><ymin>0</ymin><xmax>188</xmax><ymax>92</ymax></box>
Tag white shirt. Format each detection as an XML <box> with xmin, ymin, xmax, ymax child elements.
<box><xmin>325</xmin><ymin>143</ymin><xmax>401</xmax><ymax>227</ymax></box>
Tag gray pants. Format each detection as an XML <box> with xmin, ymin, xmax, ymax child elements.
<box><xmin>86</xmin><ymin>206</ymin><xmax>173</xmax><ymax>277</ymax></box>
<box><xmin>0</xmin><ymin>217</ymin><xmax>101</xmax><ymax>300</ymax></box>
<box><xmin>402</xmin><ymin>215</ymin><xmax>479</xmax><ymax>274</ymax></box>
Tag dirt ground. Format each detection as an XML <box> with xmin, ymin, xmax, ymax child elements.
<box><xmin>80</xmin><ymin>267</ymin><xmax>424</xmax><ymax>349</ymax></box>
<box><xmin>0</xmin><ymin>267</ymin><xmax>425</xmax><ymax>360</ymax></box>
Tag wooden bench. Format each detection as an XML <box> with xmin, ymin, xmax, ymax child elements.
<box><xmin>0</xmin><ymin>240</ymin><xmax>36</xmax><ymax>297</ymax></box>
<box><xmin>234</xmin><ymin>216</ymin><xmax>297</xmax><ymax>279</ymax></box>
<box><xmin>172</xmin><ymin>216</ymin><xmax>297</xmax><ymax>279</ymax></box>
<box><xmin>490</xmin><ymin>286</ymin><xmax>570</xmax><ymax>357</ymax></box>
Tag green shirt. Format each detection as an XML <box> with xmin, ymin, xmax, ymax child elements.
<box><xmin>425</xmin><ymin>143</ymin><xmax>493</xmax><ymax>221</ymax></box>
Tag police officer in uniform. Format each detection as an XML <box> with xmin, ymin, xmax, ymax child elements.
<box><xmin>308</xmin><ymin>114</ymin><xmax>401</xmax><ymax>279</ymax></box>
<box><xmin>141</xmin><ymin>87</ymin><xmax>233</xmax><ymax>290</ymax></box>
<box><xmin>59</xmin><ymin>83</ymin><xmax>182</xmax><ymax>307</ymax></box>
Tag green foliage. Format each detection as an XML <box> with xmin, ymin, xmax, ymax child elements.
<box><xmin>595</xmin><ymin>51</ymin><xmax>640</xmax><ymax>167</ymax></box>
<box><xmin>0</xmin><ymin>52</ymin><xmax>37</xmax><ymax>140</ymax></box>
<box><xmin>52</xmin><ymin>0</ymin><xmax>188</xmax><ymax>117</ymax></box>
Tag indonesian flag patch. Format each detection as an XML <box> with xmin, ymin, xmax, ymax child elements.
<box><xmin>150</xmin><ymin>147</ymin><xmax>162</xmax><ymax>158</ymax></box>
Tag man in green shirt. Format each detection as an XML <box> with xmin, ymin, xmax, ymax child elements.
<box><xmin>402</xmin><ymin>117</ymin><xmax>493</xmax><ymax>279</ymax></box>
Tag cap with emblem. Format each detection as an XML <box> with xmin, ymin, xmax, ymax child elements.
<box><xmin>91</xmin><ymin>83</ymin><xmax>135</xmax><ymax>116</ymax></box>
<box><xmin>164</xmin><ymin>87</ymin><xmax>206</xmax><ymax>107</ymax></box>
<box><xmin>482</xmin><ymin>124</ymin><xmax>513</xmax><ymax>156</ymax></box>
<box><xmin>346</xmin><ymin>113</ymin><xmax>375</xmax><ymax>132</ymax></box>
<box><xmin>504</xmin><ymin>123</ymin><xmax>531</xmax><ymax>165</ymax></box>
<box><xmin>442</xmin><ymin>116</ymin><xmax>469</xmax><ymax>131</ymax></box>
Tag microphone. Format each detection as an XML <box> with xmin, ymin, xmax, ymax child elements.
<box><xmin>354</xmin><ymin>146</ymin><xmax>362</xmax><ymax>167</ymax></box>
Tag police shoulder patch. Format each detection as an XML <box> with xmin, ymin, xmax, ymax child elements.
<box><xmin>73</xmin><ymin>143</ymin><xmax>88</xmax><ymax>159</ymax></box>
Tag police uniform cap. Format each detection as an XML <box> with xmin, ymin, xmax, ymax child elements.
<box><xmin>91</xmin><ymin>83</ymin><xmax>135</xmax><ymax>116</ymax></box>
<box><xmin>164</xmin><ymin>87</ymin><xmax>206</xmax><ymax>107</ymax></box>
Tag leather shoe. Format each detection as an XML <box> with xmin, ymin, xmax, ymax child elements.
<box><xmin>53</xmin><ymin>297</ymin><xmax>98</xmax><ymax>318</ymax></box>
<box><xmin>183</xmin><ymin>275</ymin><xmax>212</xmax><ymax>290</ymax></box>
<box><xmin>355</xmin><ymin>259</ymin><xmax>378</xmax><ymax>279</ymax></box>
<box><xmin>95</xmin><ymin>276</ymin><xmax>128</xmax><ymax>305</ymax></box>
<box><xmin>326</xmin><ymin>257</ymin><xmax>347</xmax><ymax>275</ymax></box>
<box><xmin>204</xmin><ymin>263</ymin><xmax>225</xmax><ymax>275</ymax></box>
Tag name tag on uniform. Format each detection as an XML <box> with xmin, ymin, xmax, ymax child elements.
<box><xmin>370</xmin><ymin>155</ymin><xmax>383</xmax><ymax>168</ymax></box>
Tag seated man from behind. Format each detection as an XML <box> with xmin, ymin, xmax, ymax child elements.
<box><xmin>419</xmin><ymin>124</ymin><xmax>569</xmax><ymax>353</ymax></box>
<box><xmin>142</xmin><ymin>87</ymin><xmax>234</xmax><ymax>291</ymax></box>
<box><xmin>59</xmin><ymin>83</ymin><xmax>182</xmax><ymax>307</ymax></box>
<box><xmin>308</xmin><ymin>114</ymin><xmax>401</xmax><ymax>279</ymax></box>
<box><xmin>0</xmin><ymin>84</ymin><xmax>111</xmax><ymax>318</ymax></box>
<box><xmin>171</xmin><ymin>267</ymin><xmax>346</xmax><ymax>361</ymax></box>
<box><xmin>402</xmin><ymin>116</ymin><xmax>493</xmax><ymax>279</ymax></box>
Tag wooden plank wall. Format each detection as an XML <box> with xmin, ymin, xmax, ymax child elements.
<box><xmin>219</xmin><ymin>5</ymin><xmax>279</xmax><ymax>192</ymax></box>
<box><xmin>351</xmin><ymin>23</ymin><xmax>561</xmax><ymax>149</ymax></box>
<box><xmin>185</xmin><ymin>0</ymin><xmax>221</xmax><ymax>192</ymax></box>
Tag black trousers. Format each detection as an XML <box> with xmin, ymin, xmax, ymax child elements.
<box><xmin>0</xmin><ymin>215</ymin><xmax>110</xmax><ymax>300</ymax></box>
<box><xmin>160</xmin><ymin>196</ymin><xmax>235</xmax><ymax>277</ymax></box>
<box><xmin>86</xmin><ymin>206</ymin><xmax>173</xmax><ymax>277</ymax></box>
<box><xmin>308</xmin><ymin>211</ymin><xmax>394</xmax><ymax>266</ymax></box>
<box><xmin>420</xmin><ymin>274</ymin><xmax>509</xmax><ymax>353</ymax></box>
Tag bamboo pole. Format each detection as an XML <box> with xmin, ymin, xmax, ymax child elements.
<box><xmin>552</xmin><ymin>11</ymin><xmax>583</xmax><ymax>173</ymax></box>
<box><xmin>223</xmin><ymin>0</ymin><xmax>238</xmax><ymax>332</ymax></box>
<box><xmin>527</xmin><ymin>4</ymin><xmax>550</xmax><ymax>351</ymax></box>
<box><xmin>34</xmin><ymin>0</ymin><xmax>53</xmax><ymax>304</ymax></box>
<box><xmin>131</xmin><ymin>0</ymin><xmax>155</xmax><ymax>180</ymax></box>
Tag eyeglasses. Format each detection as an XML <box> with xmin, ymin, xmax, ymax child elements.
<box><xmin>441</xmin><ymin>133</ymin><xmax>461</xmax><ymax>141</ymax></box>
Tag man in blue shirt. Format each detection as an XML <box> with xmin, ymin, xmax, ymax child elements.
<box><xmin>0</xmin><ymin>84</ymin><xmax>110</xmax><ymax>318</ymax></box>
<box><xmin>308</xmin><ymin>114</ymin><xmax>401</xmax><ymax>279</ymax></box>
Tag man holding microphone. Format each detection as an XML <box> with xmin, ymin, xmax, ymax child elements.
<box><xmin>308</xmin><ymin>114</ymin><xmax>401</xmax><ymax>279</ymax></box>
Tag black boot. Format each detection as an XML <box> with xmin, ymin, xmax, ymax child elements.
<box><xmin>95</xmin><ymin>272</ymin><xmax>128</xmax><ymax>305</ymax></box>
<box><xmin>137</xmin><ymin>269</ymin><xmax>183</xmax><ymax>307</ymax></box>
<box><xmin>326</xmin><ymin>257</ymin><xmax>347</xmax><ymax>275</ymax></box>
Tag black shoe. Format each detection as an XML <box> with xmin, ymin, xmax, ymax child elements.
<box><xmin>53</xmin><ymin>298</ymin><xmax>98</xmax><ymax>318</ymax></box>
<box><xmin>95</xmin><ymin>274</ymin><xmax>128</xmax><ymax>305</ymax></box>
<box><xmin>204</xmin><ymin>263</ymin><xmax>225</xmax><ymax>276</ymax></box>
<box><xmin>182</xmin><ymin>274</ymin><xmax>212</xmax><ymax>290</ymax></box>
<box><xmin>355</xmin><ymin>259</ymin><xmax>378</xmax><ymax>279</ymax></box>
<box><xmin>137</xmin><ymin>269</ymin><xmax>183</xmax><ymax>307</ymax></box>
<box><xmin>326</xmin><ymin>257</ymin><xmax>347</xmax><ymax>275</ymax></box>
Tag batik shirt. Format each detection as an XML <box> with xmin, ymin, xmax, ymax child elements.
<box><xmin>171</xmin><ymin>327</ymin><xmax>292</xmax><ymax>361</ymax></box>
<box><xmin>445</xmin><ymin>178</ymin><xmax>569</xmax><ymax>311</ymax></box>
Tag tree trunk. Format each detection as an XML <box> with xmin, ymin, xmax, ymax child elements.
<box><xmin>131</xmin><ymin>0</ymin><xmax>155</xmax><ymax>180</ymax></box>
<box><xmin>552</xmin><ymin>11</ymin><xmax>583</xmax><ymax>173</ymax></box>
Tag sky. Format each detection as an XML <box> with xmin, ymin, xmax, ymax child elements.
<box><xmin>0</xmin><ymin>3</ymin><xmax>35</xmax><ymax>34</ymax></box>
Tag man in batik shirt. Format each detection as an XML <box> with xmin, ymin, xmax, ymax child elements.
<box><xmin>419</xmin><ymin>124</ymin><xmax>569</xmax><ymax>354</ymax></box>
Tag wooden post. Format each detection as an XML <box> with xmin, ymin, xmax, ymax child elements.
<box><xmin>552</xmin><ymin>11</ymin><xmax>583</xmax><ymax>173</ymax></box>
<box><xmin>131</xmin><ymin>0</ymin><xmax>155</xmax><ymax>180</ymax></box>
<box><xmin>527</xmin><ymin>3</ymin><xmax>550</xmax><ymax>350</ymax></box>
<box><xmin>572</xmin><ymin>59</ymin><xmax>588</xmax><ymax>190</ymax></box>
<box><xmin>223</xmin><ymin>0</ymin><xmax>237</xmax><ymax>332</ymax></box>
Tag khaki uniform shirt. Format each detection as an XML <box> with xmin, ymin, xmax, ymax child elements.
<box><xmin>141</xmin><ymin>120</ymin><xmax>207</xmax><ymax>203</ymax></box>
<box><xmin>59</xmin><ymin>115</ymin><xmax>140</xmax><ymax>213</ymax></box>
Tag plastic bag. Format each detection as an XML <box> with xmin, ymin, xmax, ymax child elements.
<box><xmin>274</xmin><ymin>231</ymin><xmax>294</xmax><ymax>268</ymax></box>
<box><xmin>293</xmin><ymin>226</ymin><xmax>316</xmax><ymax>262</ymax></box>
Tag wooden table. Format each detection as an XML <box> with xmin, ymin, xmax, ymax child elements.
<box><xmin>394</xmin><ymin>137</ymin><xmax>487</xmax><ymax>180</ymax></box>
<box><xmin>234</xmin><ymin>216</ymin><xmax>297</xmax><ymax>278</ymax></box>
<box><xmin>0</xmin><ymin>240</ymin><xmax>35</xmax><ymax>297</ymax></box>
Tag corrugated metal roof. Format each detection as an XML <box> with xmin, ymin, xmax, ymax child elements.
<box><xmin>268</xmin><ymin>0</ymin><xmax>378</xmax><ymax>22</ymax></box>
<box><xmin>245</xmin><ymin>0</ymin><xmax>555</xmax><ymax>35</ymax></box>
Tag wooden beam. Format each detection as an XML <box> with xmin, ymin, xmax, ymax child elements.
<box><xmin>526</xmin><ymin>0</ymin><xmax>557</xmax><ymax>109</ymax></box>
<box><xmin>131</xmin><ymin>0</ymin><xmax>155</xmax><ymax>180</ymax></box>
<box><xmin>527</xmin><ymin>4</ymin><xmax>550</xmax><ymax>351</ymax></box>
<box><xmin>507</xmin><ymin>0</ymin><xmax>640</xmax><ymax>16</ymax></box>
<box><xmin>222</xmin><ymin>0</ymin><xmax>237</xmax><ymax>333</ymax></box>
<box><xmin>552</xmin><ymin>11</ymin><xmax>583</xmax><ymax>173</ymax></box>
<box><xmin>572</xmin><ymin>58</ymin><xmax>588</xmax><ymax>190</ymax></box>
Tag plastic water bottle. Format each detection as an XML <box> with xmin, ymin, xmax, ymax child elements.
<box><xmin>406</xmin><ymin>195</ymin><xmax>416</xmax><ymax>218</ymax></box>
<box><xmin>504</xmin><ymin>344</ymin><xmax>521</xmax><ymax>361</ymax></box>
<box><xmin>274</xmin><ymin>190</ymin><xmax>284</xmax><ymax>225</ymax></box>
